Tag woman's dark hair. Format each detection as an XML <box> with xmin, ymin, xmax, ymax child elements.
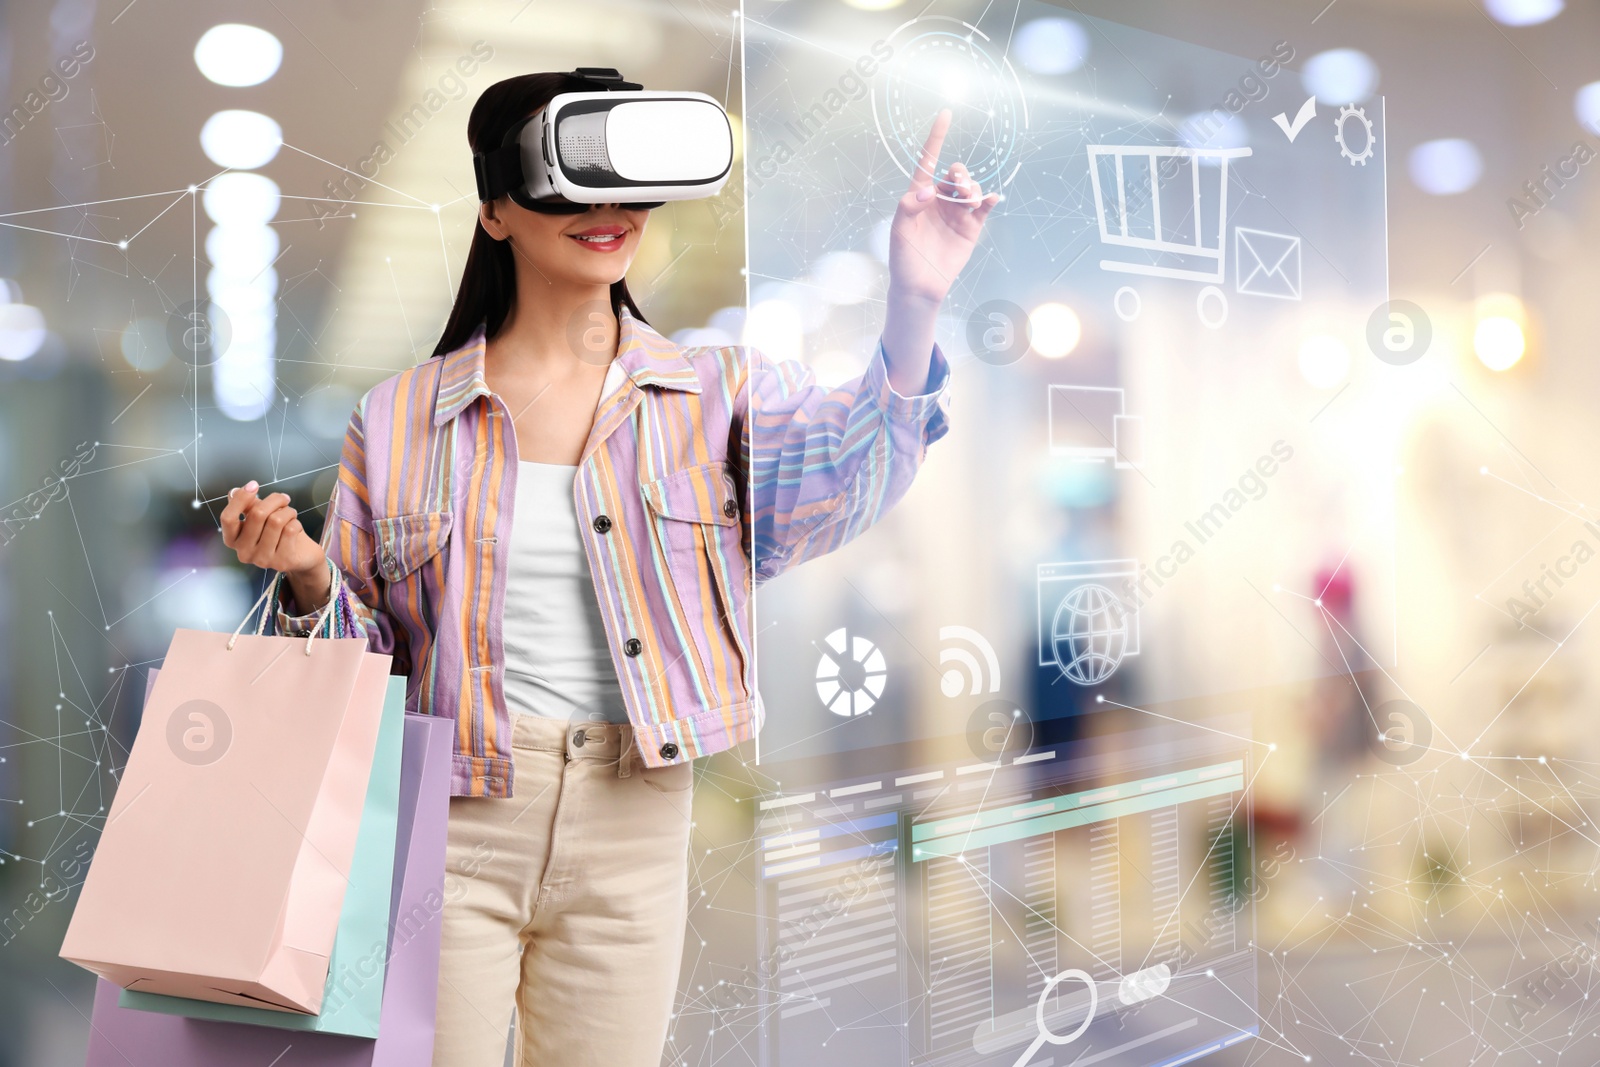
<box><xmin>432</xmin><ymin>72</ymin><xmax>649</xmax><ymax>357</ymax></box>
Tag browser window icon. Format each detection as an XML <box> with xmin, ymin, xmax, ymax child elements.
<box><xmin>1234</xmin><ymin>227</ymin><xmax>1302</xmax><ymax>300</ymax></box>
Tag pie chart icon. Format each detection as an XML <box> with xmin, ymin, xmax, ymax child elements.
<box><xmin>815</xmin><ymin>627</ymin><xmax>887</xmax><ymax>717</ymax></box>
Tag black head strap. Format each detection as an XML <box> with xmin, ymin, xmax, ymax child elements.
<box><xmin>565</xmin><ymin>66</ymin><xmax>642</xmax><ymax>91</ymax></box>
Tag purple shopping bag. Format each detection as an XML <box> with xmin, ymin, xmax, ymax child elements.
<box><xmin>83</xmin><ymin>712</ymin><xmax>451</xmax><ymax>1067</ymax></box>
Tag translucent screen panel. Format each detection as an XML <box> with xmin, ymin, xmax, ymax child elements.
<box><xmin>743</xmin><ymin>4</ymin><xmax>1391</xmax><ymax>765</ymax></box>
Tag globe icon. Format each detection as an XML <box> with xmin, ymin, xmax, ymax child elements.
<box><xmin>1050</xmin><ymin>583</ymin><xmax>1130</xmax><ymax>686</ymax></box>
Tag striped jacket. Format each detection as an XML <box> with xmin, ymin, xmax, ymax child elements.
<box><xmin>282</xmin><ymin>304</ymin><xmax>950</xmax><ymax>797</ymax></box>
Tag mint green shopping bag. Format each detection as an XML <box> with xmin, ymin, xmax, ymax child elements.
<box><xmin>116</xmin><ymin>672</ymin><xmax>406</xmax><ymax>1037</ymax></box>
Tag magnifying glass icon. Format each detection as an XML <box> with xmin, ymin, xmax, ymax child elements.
<box><xmin>1012</xmin><ymin>968</ymin><xmax>1098</xmax><ymax>1067</ymax></box>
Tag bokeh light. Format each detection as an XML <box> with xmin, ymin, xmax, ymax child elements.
<box><xmin>743</xmin><ymin>299</ymin><xmax>804</xmax><ymax>363</ymax></box>
<box><xmin>119</xmin><ymin>317</ymin><xmax>170</xmax><ymax>373</ymax></box>
<box><xmin>199</xmin><ymin>110</ymin><xmax>282</xmax><ymax>170</ymax></box>
<box><xmin>1028</xmin><ymin>302</ymin><xmax>1081</xmax><ymax>359</ymax></box>
<box><xmin>202</xmin><ymin>172</ymin><xmax>281</xmax><ymax>228</ymax></box>
<box><xmin>1574</xmin><ymin>80</ymin><xmax>1600</xmax><ymax>131</ymax></box>
<box><xmin>1014</xmin><ymin>18</ymin><xmax>1090</xmax><ymax>75</ymax></box>
<box><xmin>1483</xmin><ymin>0</ymin><xmax>1563</xmax><ymax>26</ymax></box>
<box><xmin>193</xmin><ymin>23</ymin><xmax>283</xmax><ymax>87</ymax></box>
<box><xmin>1474</xmin><ymin>293</ymin><xmax>1528</xmax><ymax>370</ymax></box>
<box><xmin>1408</xmin><ymin>139</ymin><xmax>1483</xmax><ymax>195</ymax></box>
<box><xmin>1302</xmin><ymin>48</ymin><xmax>1379</xmax><ymax>105</ymax></box>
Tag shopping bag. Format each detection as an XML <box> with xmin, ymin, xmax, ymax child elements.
<box><xmin>82</xmin><ymin>711</ymin><xmax>452</xmax><ymax>1066</ymax></box>
<box><xmin>62</xmin><ymin>572</ymin><xmax>392</xmax><ymax>1014</ymax></box>
<box><xmin>117</xmin><ymin>671</ymin><xmax>407</xmax><ymax>1037</ymax></box>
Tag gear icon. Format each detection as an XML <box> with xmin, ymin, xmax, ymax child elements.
<box><xmin>1334</xmin><ymin>104</ymin><xmax>1374</xmax><ymax>165</ymax></box>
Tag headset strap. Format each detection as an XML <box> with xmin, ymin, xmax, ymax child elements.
<box><xmin>564</xmin><ymin>67</ymin><xmax>641</xmax><ymax>91</ymax></box>
<box><xmin>474</xmin><ymin>138</ymin><xmax>527</xmax><ymax>202</ymax></box>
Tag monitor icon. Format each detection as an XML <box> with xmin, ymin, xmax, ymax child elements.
<box><xmin>1047</xmin><ymin>385</ymin><xmax>1143</xmax><ymax>469</ymax></box>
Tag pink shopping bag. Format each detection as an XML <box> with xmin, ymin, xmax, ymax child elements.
<box><xmin>82</xmin><ymin>711</ymin><xmax>453</xmax><ymax>1067</ymax></box>
<box><xmin>62</xmin><ymin>577</ymin><xmax>392</xmax><ymax>1014</ymax></box>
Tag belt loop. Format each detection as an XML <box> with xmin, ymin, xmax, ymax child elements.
<box><xmin>618</xmin><ymin>725</ymin><xmax>634</xmax><ymax>778</ymax></box>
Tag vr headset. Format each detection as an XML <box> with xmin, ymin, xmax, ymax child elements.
<box><xmin>473</xmin><ymin>67</ymin><xmax>734</xmax><ymax>214</ymax></box>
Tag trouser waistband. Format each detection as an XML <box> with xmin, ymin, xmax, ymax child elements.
<box><xmin>508</xmin><ymin>713</ymin><xmax>634</xmax><ymax>777</ymax></box>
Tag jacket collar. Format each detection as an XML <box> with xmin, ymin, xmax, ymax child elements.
<box><xmin>432</xmin><ymin>302</ymin><xmax>700</xmax><ymax>427</ymax></box>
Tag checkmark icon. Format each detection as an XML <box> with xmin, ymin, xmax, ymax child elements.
<box><xmin>1271</xmin><ymin>96</ymin><xmax>1317</xmax><ymax>142</ymax></box>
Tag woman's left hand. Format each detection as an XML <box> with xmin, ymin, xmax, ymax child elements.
<box><xmin>887</xmin><ymin>108</ymin><xmax>1000</xmax><ymax>308</ymax></box>
<box><xmin>880</xmin><ymin>108</ymin><xmax>1000</xmax><ymax>393</ymax></box>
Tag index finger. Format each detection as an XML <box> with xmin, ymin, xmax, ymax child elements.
<box><xmin>221</xmin><ymin>488</ymin><xmax>252</xmax><ymax>545</ymax></box>
<box><xmin>910</xmin><ymin>108</ymin><xmax>952</xmax><ymax>191</ymax></box>
<box><xmin>226</xmin><ymin>486</ymin><xmax>259</xmax><ymax>522</ymax></box>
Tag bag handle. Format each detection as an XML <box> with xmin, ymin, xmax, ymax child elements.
<box><xmin>227</xmin><ymin>559</ymin><xmax>349</xmax><ymax>656</ymax></box>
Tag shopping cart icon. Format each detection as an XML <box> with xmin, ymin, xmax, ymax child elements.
<box><xmin>1086</xmin><ymin>144</ymin><xmax>1252</xmax><ymax>327</ymax></box>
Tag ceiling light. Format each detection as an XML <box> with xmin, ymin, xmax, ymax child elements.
<box><xmin>0</xmin><ymin>302</ymin><xmax>46</xmax><ymax>361</ymax></box>
<box><xmin>194</xmin><ymin>24</ymin><xmax>283</xmax><ymax>87</ymax></box>
<box><xmin>1474</xmin><ymin>318</ymin><xmax>1525</xmax><ymax>370</ymax></box>
<box><xmin>1575</xmin><ymin>81</ymin><xmax>1600</xmax><ymax>132</ymax></box>
<box><xmin>1029</xmin><ymin>302</ymin><xmax>1081</xmax><ymax>359</ymax></box>
<box><xmin>206</xmin><ymin>277</ymin><xmax>276</xmax><ymax>313</ymax></box>
<box><xmin>1473</xmin><ymin>293</ymin><xmax>1527</xmax><ymax>371</ymax></box>
<box><xmin>1483</xmin><ymin>0</ymin><xmax>1563</xmax><ymax>27</ymax></box>
<box><xmin>1302</xmin><ymin>48</ymin><xmax>1379</xmax><ymax>105</ymax></box>
<box><xmin>205</xmin><ymin>223</ymin><xmax>280</xmax><ymax>276</ymax></box>
<box><xmin>213</xmin><ymin>338</ymin><xmax>275</xmax><ymax>421</ymax></box>
<box><xmin>1408</xmin><ymin>139</ymin><xmax>1483</xmax><ymax>195</ymax></box>
<box><xmin>1015</xmin><ymin>18</ymin><xmax>1089</xmax><ymax>76</ymax></box>
<box><xmin>200</xmin><ymin>109</ymin><xmax>282</xmax><ymax>170</ymax></box>
<box><xmin>202</xmin><ymin>172</ymin><xmax>281</xmax><ymax>227</ymax></box>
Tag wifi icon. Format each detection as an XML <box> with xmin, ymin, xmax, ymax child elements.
<box><xmin>938</xmin><ymin>625</ymin><xmax>1001</xmax><ymax>698</ymax></box>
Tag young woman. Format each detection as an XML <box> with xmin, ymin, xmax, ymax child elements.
<box><xmin>220</xmin><ymin>72</ymin><xmax>997</xmax><ymax>1067</ymax></box>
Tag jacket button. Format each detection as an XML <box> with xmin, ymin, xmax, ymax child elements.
<box><xmin>659</xmin><ymin>742</ymin><xmax>679</xmax><ymax>760</ymax></box>
<box><xmin>593</xmin><ymin>515</ymin><xmax>612</xmax><ymax>534</ymax></box>
<box><xmin>624</xmin><ymin>637</ymin><xmax>643</xmax><ymax>657</ymax></box>
<box><xmin>722</xmin><ymin>499</ymin><xmax>737</xmax><ymax>518</ymax></box>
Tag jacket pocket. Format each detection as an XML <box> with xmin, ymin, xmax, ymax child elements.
<box><xmin>642</xmin><ymin>463</ymin><xmax>751</xmax><ymax>690</ymax></box>
<box><xmin>371</xmin><ymin>511</ymin><xmax>453</xmax><ymax>583</ymax></box>
<box><xmin>640</xmin><ymin>462</ymin><xmax>740</xmax><ymax>528</ymax></box>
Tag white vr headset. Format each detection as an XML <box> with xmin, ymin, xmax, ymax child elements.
<box><xmin>473</xmin><ymin>67</ymin><xmax>734</xmax><ymax>214</ymax></box>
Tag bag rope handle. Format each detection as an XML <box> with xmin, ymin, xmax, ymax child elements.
<box><xmin>227</xmin><ymin>558</ymin><xmax>351</xmax><ymax>655</ymax></box>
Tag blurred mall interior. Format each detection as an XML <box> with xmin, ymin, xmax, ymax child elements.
<box><xmin>3</xmin><ymin>0</ymin><xmax>1600</xmax><ymax>1064</ymax></box>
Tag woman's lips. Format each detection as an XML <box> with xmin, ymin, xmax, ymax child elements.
<box><xmin>567</xmin><ymin>230</ymin><xmax>626</xmax><ymax>252</ymax></box>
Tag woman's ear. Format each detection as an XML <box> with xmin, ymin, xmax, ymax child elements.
<box><xmin>479</xmin><ymin>199</ymin><xmax>510</xmax><ymax>242</ymax></box>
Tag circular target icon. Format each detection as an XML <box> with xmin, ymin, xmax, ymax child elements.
<box><xmin>872</xmin><ymin>17</ymin><xmax>1028</xmax><ymax>198</ymax></box>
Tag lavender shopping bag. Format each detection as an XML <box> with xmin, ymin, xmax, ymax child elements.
<box><xmin>83</xmin><ymin>712</ymin><xmax>452</xmax><ymax>1067</ymax></box>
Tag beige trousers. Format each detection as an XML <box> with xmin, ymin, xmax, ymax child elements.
<box><xmin>430</xmin><ymin>714</ymin><xmax>694</xmax><ymax>1067</ymax></box>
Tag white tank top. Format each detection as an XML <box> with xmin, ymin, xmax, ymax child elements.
<box><xmin>501</xmin><ymin>461</ymin><xmax>627</xmax><ymax>723</ymax></box>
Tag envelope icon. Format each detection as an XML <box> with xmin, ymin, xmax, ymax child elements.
<box><xmin>1235</xmin><ymin>227</ymin><xmax>1302</xmax><ymax>300</ymax></box>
